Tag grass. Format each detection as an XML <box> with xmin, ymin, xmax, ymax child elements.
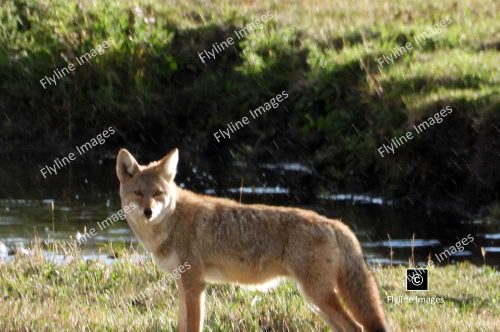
<box><xmin>0</xmin><ymin>0</ymin><xmax>499</xmax><ymax>209</ymax></box>
<box><xmin>0</xmin><ymin>243</ymin><xmax>498</xmax><ymax>331</ymax></box>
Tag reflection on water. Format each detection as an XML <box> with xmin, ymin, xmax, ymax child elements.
<box><xmin>0</xmin><ymin>160</ymin><xmax>499</xmax><ymax>267</ymax></box>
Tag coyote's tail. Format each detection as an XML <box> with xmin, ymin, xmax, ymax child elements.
<box><xmin>335</xmin><ymin>225</ymin><xmax>388</xmax><ymax>332</ymax></box>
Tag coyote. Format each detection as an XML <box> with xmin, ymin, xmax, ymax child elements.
<box><xmin>116</xmin><ymin>148</ymin><xmax>388</xmax><ymax>332</ymax></box>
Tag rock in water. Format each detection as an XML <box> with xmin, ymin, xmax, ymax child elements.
<box><xmin>0</xmin><ymin>241</ymin><xmax>8</xmax><ymax>259</ymax></box>
<box><xmin>12</xmin><ymin>243</ymin><xmax>32</xmax><ymax>257</ymax></box>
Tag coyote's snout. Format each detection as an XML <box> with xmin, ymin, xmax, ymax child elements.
<box><xmin>116</xmin><ymin>148</ymin><xmax>388</xmax><ymax>332</ymax></box>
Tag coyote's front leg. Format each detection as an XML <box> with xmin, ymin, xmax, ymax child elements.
<box><xmin>176</xmin><ymin>272</ymin><xmax>205</xmax><ymax>332</ymax></box>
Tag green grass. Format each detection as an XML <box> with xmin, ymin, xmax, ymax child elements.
<box><xmin>0</xmin><ymin>244</ymin><xmax>498</xmax><ymax>331</ymax></box>
<box><xmin>0</xmin><ymin>0</ymin><xmax>499</xmax><ymax>209</ymax></box>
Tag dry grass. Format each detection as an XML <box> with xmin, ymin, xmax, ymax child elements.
<box><xmin>0</xmin><ymin>243</ymin><xmax>498</xmax><ymax>331</ymax></box>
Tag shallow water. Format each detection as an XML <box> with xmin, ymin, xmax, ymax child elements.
<box><xmin>1</xmin><ymin>160</ymin><xmax>498</xmax><ymax>267</ymax></box>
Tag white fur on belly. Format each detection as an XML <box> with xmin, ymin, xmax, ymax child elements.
<box><xmin>203</xmin><ymin>267</ymin><xmax>284</xmax><ymax>291</ymax></box>
<box><xmin>153</xmin><ymin>252</ymin><xmax>180</xmax><ymax>273</ymax></box>
<box><xmin>204</xmin><ymin>267</ymin><xmax>227</xmax><ymax>283</ymax></box>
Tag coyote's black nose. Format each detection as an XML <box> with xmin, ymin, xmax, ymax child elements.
<box><xmin>144</xmin><ymin>208</ymin><xmax>152</xmax><ymax>218</ymax></box>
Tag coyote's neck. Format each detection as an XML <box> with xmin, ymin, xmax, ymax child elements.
<box><xmin>127</xmin><ymin>218</ymin><xmax>168</xmax><ymax>253</ymax></box>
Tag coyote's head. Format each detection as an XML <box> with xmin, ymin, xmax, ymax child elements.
<box><xmin>116</xmin><ymin>148</ymin><xmax>178</xmax><ymax>225</ymax></box>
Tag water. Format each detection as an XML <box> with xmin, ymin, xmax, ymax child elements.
<box><xmin>1</xmin><ymin>159</ymin><xmax>499</xmax><ymax>267</ymax></box>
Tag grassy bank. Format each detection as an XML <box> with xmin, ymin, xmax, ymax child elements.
<box><xmin>0</xmin><ymin>0</ymin><xmax>499</xmax><ymax>209</ymax></box>
<box><xmin>0</xmin><ymin>245</ymin><xmax>498</xmax><ymax>331</ymax></box>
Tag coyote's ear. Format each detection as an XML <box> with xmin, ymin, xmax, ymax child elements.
<box><xmin>159</xmin><ymin>148</ymin><xmax>178</xmax><ymax>181</ymax></box>
<box><xmin>116</xmin><ymin>149</ymin><xmax>140</xmax><ymax>182</ymax></box>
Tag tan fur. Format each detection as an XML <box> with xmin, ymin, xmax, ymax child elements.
<box><xmin>117</xmin><ymin>148</ymin><xmax>388</xmax><ymax>332</ymax></box>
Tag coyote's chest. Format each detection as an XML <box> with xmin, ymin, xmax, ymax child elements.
<box><xmin>153</xmin><ymin>251</ymin><xmax>181</xmax><ymax>273</ymax></box>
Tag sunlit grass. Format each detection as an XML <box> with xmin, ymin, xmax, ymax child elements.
<box><xmin>0</xmin><ymin>242</ymin><xmax>498</xmax><ymax>331</ymax></box>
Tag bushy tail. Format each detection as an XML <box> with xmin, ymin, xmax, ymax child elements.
<box><xmin>335</xmin><ymin>225</ymin><xmax>388</xmax><ymax>332</ymax></box>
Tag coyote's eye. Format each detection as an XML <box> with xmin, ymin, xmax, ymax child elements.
<box><xmin>154</xmin><ymin>190</ymin><xmax>164</xmax><ymax>197</ymax></box>
<box><xmin>133</xmin><ymin>190</ymin><xmax>143</xmax><ymax>197</ymax></box>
